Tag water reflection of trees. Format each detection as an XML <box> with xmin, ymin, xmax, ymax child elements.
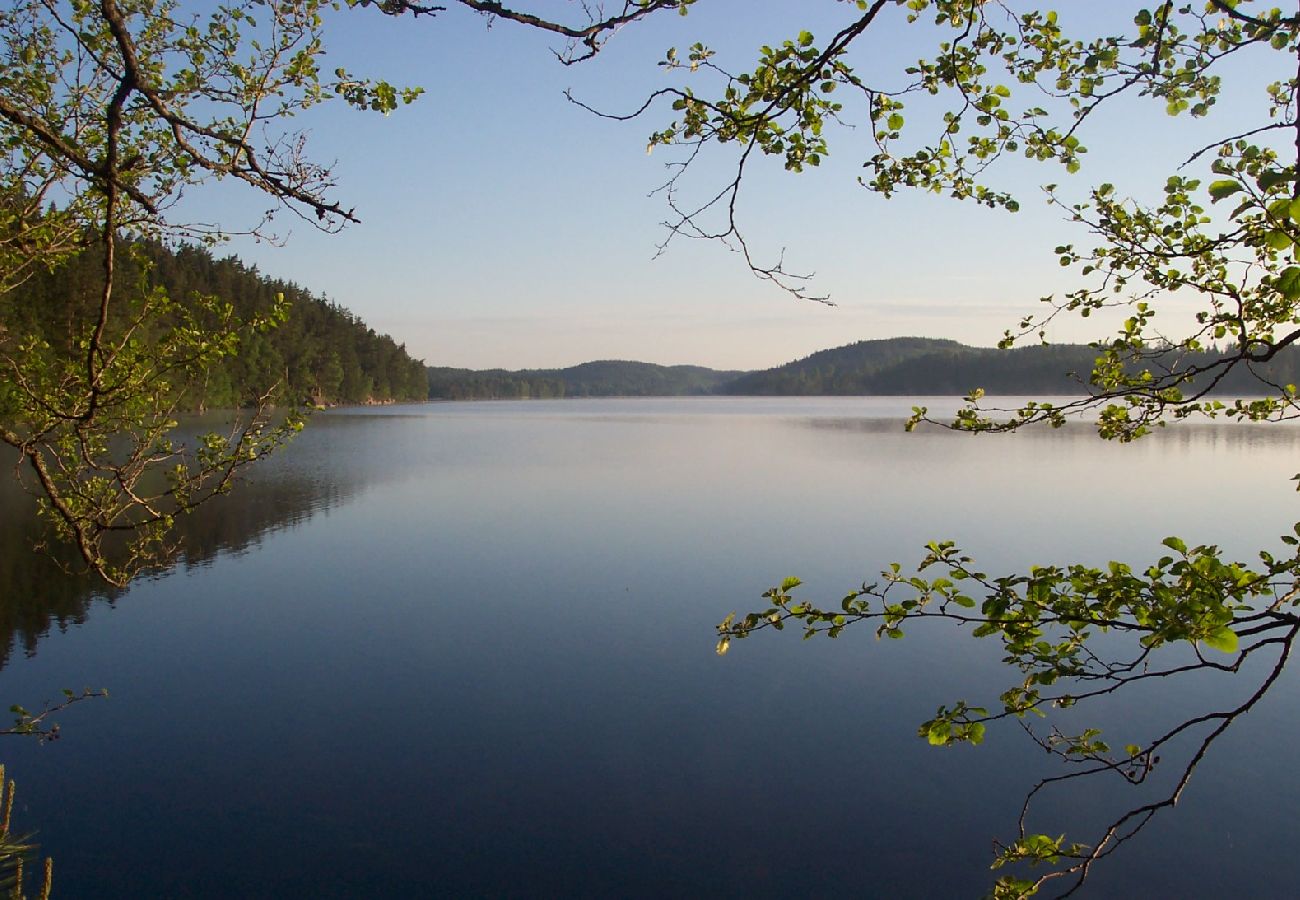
<box><xmin>0</xmin><ymin>465</ymin><xmax>352</xmax><ymax>672</ymax></box>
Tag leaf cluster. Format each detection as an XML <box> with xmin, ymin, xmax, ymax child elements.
<box><xmin>1</xmin><ymin>1</ymin><xmax>426</xmax><ymax>586</ymax></box>
<box><xmin>719</xmin><ymin>525</ymin><xmax>1300</xmax><ymax>895</ymax></box>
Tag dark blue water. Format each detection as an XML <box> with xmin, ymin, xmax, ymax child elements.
<box><xmin>2</xmin><ymin>398</ymin><xmax>1298</xmax><ymax>897</ymax></box>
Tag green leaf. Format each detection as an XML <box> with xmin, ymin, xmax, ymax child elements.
<box><xmin>1161</xmin><ymin>536</ymin><xmax>1188</xmax><ymax>554</ymax></box>
<box><xmin>1264</xmin><ymin>229</ymin><xmax>1294</xmax><ymax>252</ymax></box>
<box><xmin>1207</xmin><ymin>179</ymin><xmax>1243</xmax><ymax>202</ymax></box>
<box><xmin>886</xmin><ymin>113</ymin><xmax>904</xmax><ymax>131</ymax></box>
<box><xmin>1203</xmin><ymin>626</ymin><xmax>1239</xmax><ymax>654</ymax></box>
<box><xmin>1259</xmin><ymin>169</ymin><xmax>1294</xmax><ymax>191</ymax></box>
<box><xmin>1277</xmin><ymin>266</ymin><xmax>1300</xmax><ymax>300</ymax></box>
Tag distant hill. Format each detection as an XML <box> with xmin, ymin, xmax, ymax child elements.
<box><xmin>427</xmin><ymin>360</ymin><xmax>745</xmax><ymax>400</ymax></box>
<box><xmin>720</xmin><ymin>338</ymin><xmax>1100</xmax><ymax>395</ymax></box>
<box><xmin>428</xmin><ymin>336</ymin><xmax>1300</xmax><ymax>400</ymax></box>
<box><xmin>561</xmin><ymin>361</ymin><xmax>745</xmax><ymax>396</ymax></box>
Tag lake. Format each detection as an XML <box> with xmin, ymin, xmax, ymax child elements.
<box><xmin>1</xmin><ymin>397</ymin><xmax>1298</xmax><ymax>897</ymax></box>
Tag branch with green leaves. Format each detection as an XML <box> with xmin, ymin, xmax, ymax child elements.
<box><xmin>718</xmin><ymin>531</ymin><xmax>1300</xmax><ymax>897</ymax></box>
<box><xmin>556</xmin><ymin>2</ymin><xmax>1300</xmax><ymax>386</ymax></box>
<box><xmin>2</xmin><ymin>245</ymin><xmax>305</xmax><ymax>585</ymax></box>
<box><xmin>3</xmin><ymin>688</ymin><xmax>108</xmax><ymax>744</ymax></box>
<box><xmin>1</xmin><ymin>0</ymin><xmax>425</xmax><ymax>585</ymax></box>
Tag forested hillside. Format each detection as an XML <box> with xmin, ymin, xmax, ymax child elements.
<box><xmin>723</xmin><ymin>338</ymin><xmax>1300</xmax><ymax>396</ymax></box>
<box><xmin>3</xmin><ymin>241</ymin><xmax>427</xmax><ymax>408</ymax></box>
<box><xmin>427</xmin><ymin>360</ymin><xmax>743</xmax><ymax>399</ymax></box>
<box><xmin>720</xmin><ymin>339</ymin><xmax>1100</xmax><ymax>395</ymax></box>
<box><xmin>430</xmin><ymin>337</ymin><xmax>1300</xmax><ymax>400</ymax></box>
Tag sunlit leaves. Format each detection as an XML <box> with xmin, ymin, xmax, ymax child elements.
<box><xmin>333</xmin><ymin>71</ymin><xmax>424</xmax><ymax>115</ymax></box>
<box><xmin>649</xmin><ymin>31</ymin><xmax>843</xmax><ymax>172</ymax></box>
<box><xmin>0</xmin><ymin>2</ymin><xmax>393</xmax><ymax>585</ymax></box>
<box><xmin>672</xmin><ymin>1</ymin><xmax>1300</xmax><ymax>895</ymax></box>
<box><xmin>717</xmin><ymin>521</ymin><xmax>1288</xmax><ymax>756</ymax></box>
<box><xmin>1207</xmin><ymin>179</ymin><xmax>1243</xmax><ymax>202</ymax></box>
<box><xmin>716</xmin><ymin>519</ymin><xmax>1295</xmax><ymax>896</ymax></box>
<box><xmin>1276</xmin><ymin>266</ymin><xmax>1300</xmax><ymax>300</ymax></box>
<box><xmin>921</xmin><ymin>702</ymin><xmax>988</xmax><ymax>747</ymax></box>
<box><xmin>1203</xmin><ymin>625</ymin><xmax>1240</xmax><ymax>654</ymax></box>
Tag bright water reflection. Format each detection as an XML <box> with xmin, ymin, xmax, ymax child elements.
<box><xmin>1</xmin><ymin>398</ymin><xmax>1298</xmax><ymax>897</ymax></box>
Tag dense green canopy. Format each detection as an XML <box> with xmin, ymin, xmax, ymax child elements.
<box><xmin>4</xmin><ymin>240</ymin><xmax>426</xmax><ymax>410</ymax></box>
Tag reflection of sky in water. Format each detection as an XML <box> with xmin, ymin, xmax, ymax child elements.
<box><xmin>1</xmin><ymin>398</ymin><xmax>1298</xmax><ymax>898</ymax></box>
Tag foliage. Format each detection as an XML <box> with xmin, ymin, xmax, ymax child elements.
<box><xmin>0</xmin><ymin>0</ymin><xmax>421</xmax><ymax>587</ymax></box>
<box><xmin>0</xmin><ymin>766</ymin><xmax>52</xmax><ymax>900</ymax></box>
<box><xmin>718</xmin><ymin>533</ymin><xmax>1300</xmax><ymax>893</ymax></box>
<box><xmin>5</xmin><ymin>0</ymin><xmax>1300</xmax><ymax>895</ymax></box>
<box><xmin>0</xmin><ymin>0</ymin><xmax>423</xmax><ymax>817</ymax></box>
<box><xmin>616</xmin><ymin>0</ymin><xmax>1300</xmax><ymax>432</ymax></box>
<box><xmin>5</xmin><ymin>240</ymin><xmax>427</xmax><ymax>411</ymax></box>
<box><xmin>721</xmin><ymin>338</ymin><xmax>1100</xmax><ymax>395</ymax></box>
<box><xmin>444</xmin><ymin>0</ymin><xmax>1300</xmax><ymax>895</ymax></box>
<box><xmin>5</xmin><ymin>691</ymin><xmax>107</xmax><ymax>744</ymax></box>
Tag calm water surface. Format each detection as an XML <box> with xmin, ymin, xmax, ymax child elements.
<box><xmin>1</xmin><ymin>397</ymin><xmax>1298</xmax><ymax>897</ymax></box>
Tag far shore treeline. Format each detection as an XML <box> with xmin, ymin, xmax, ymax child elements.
<box><xmin>11</xmin><ymin>241</ymin><xmax>1300</xmax><ymax>409</ymax></box>
<box><xmin>429</xmin><ymin>336</ymin><xmax>1300</xmax><ymax>400</ymax></box>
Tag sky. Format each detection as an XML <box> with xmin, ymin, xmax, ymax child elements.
<box><xmin>200</xmin><ymin>1</ymin><xmax>1279</xmax><ymax>372</ymax></box>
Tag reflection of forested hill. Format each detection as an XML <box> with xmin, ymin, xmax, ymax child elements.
<box><xmin>0</xmin><ymin>491</ymin><xmax>125</xmax><ymax>669</ymax></box>
<box><xmin>0</xmin><ymin>447</ymin><xmax>353</xmax><ymax>672</ymax></box>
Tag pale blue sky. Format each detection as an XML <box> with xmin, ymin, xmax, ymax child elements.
<box><xmin>205</xmin><ymin>1</ymin><xmax>1279</xmax><ymax>371</ymax></box>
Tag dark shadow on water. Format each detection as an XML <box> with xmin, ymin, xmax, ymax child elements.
<box><xmin>0</xmin><ymin>419</ymin><xmax>365</xmax><ymax>672</ymax></box>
